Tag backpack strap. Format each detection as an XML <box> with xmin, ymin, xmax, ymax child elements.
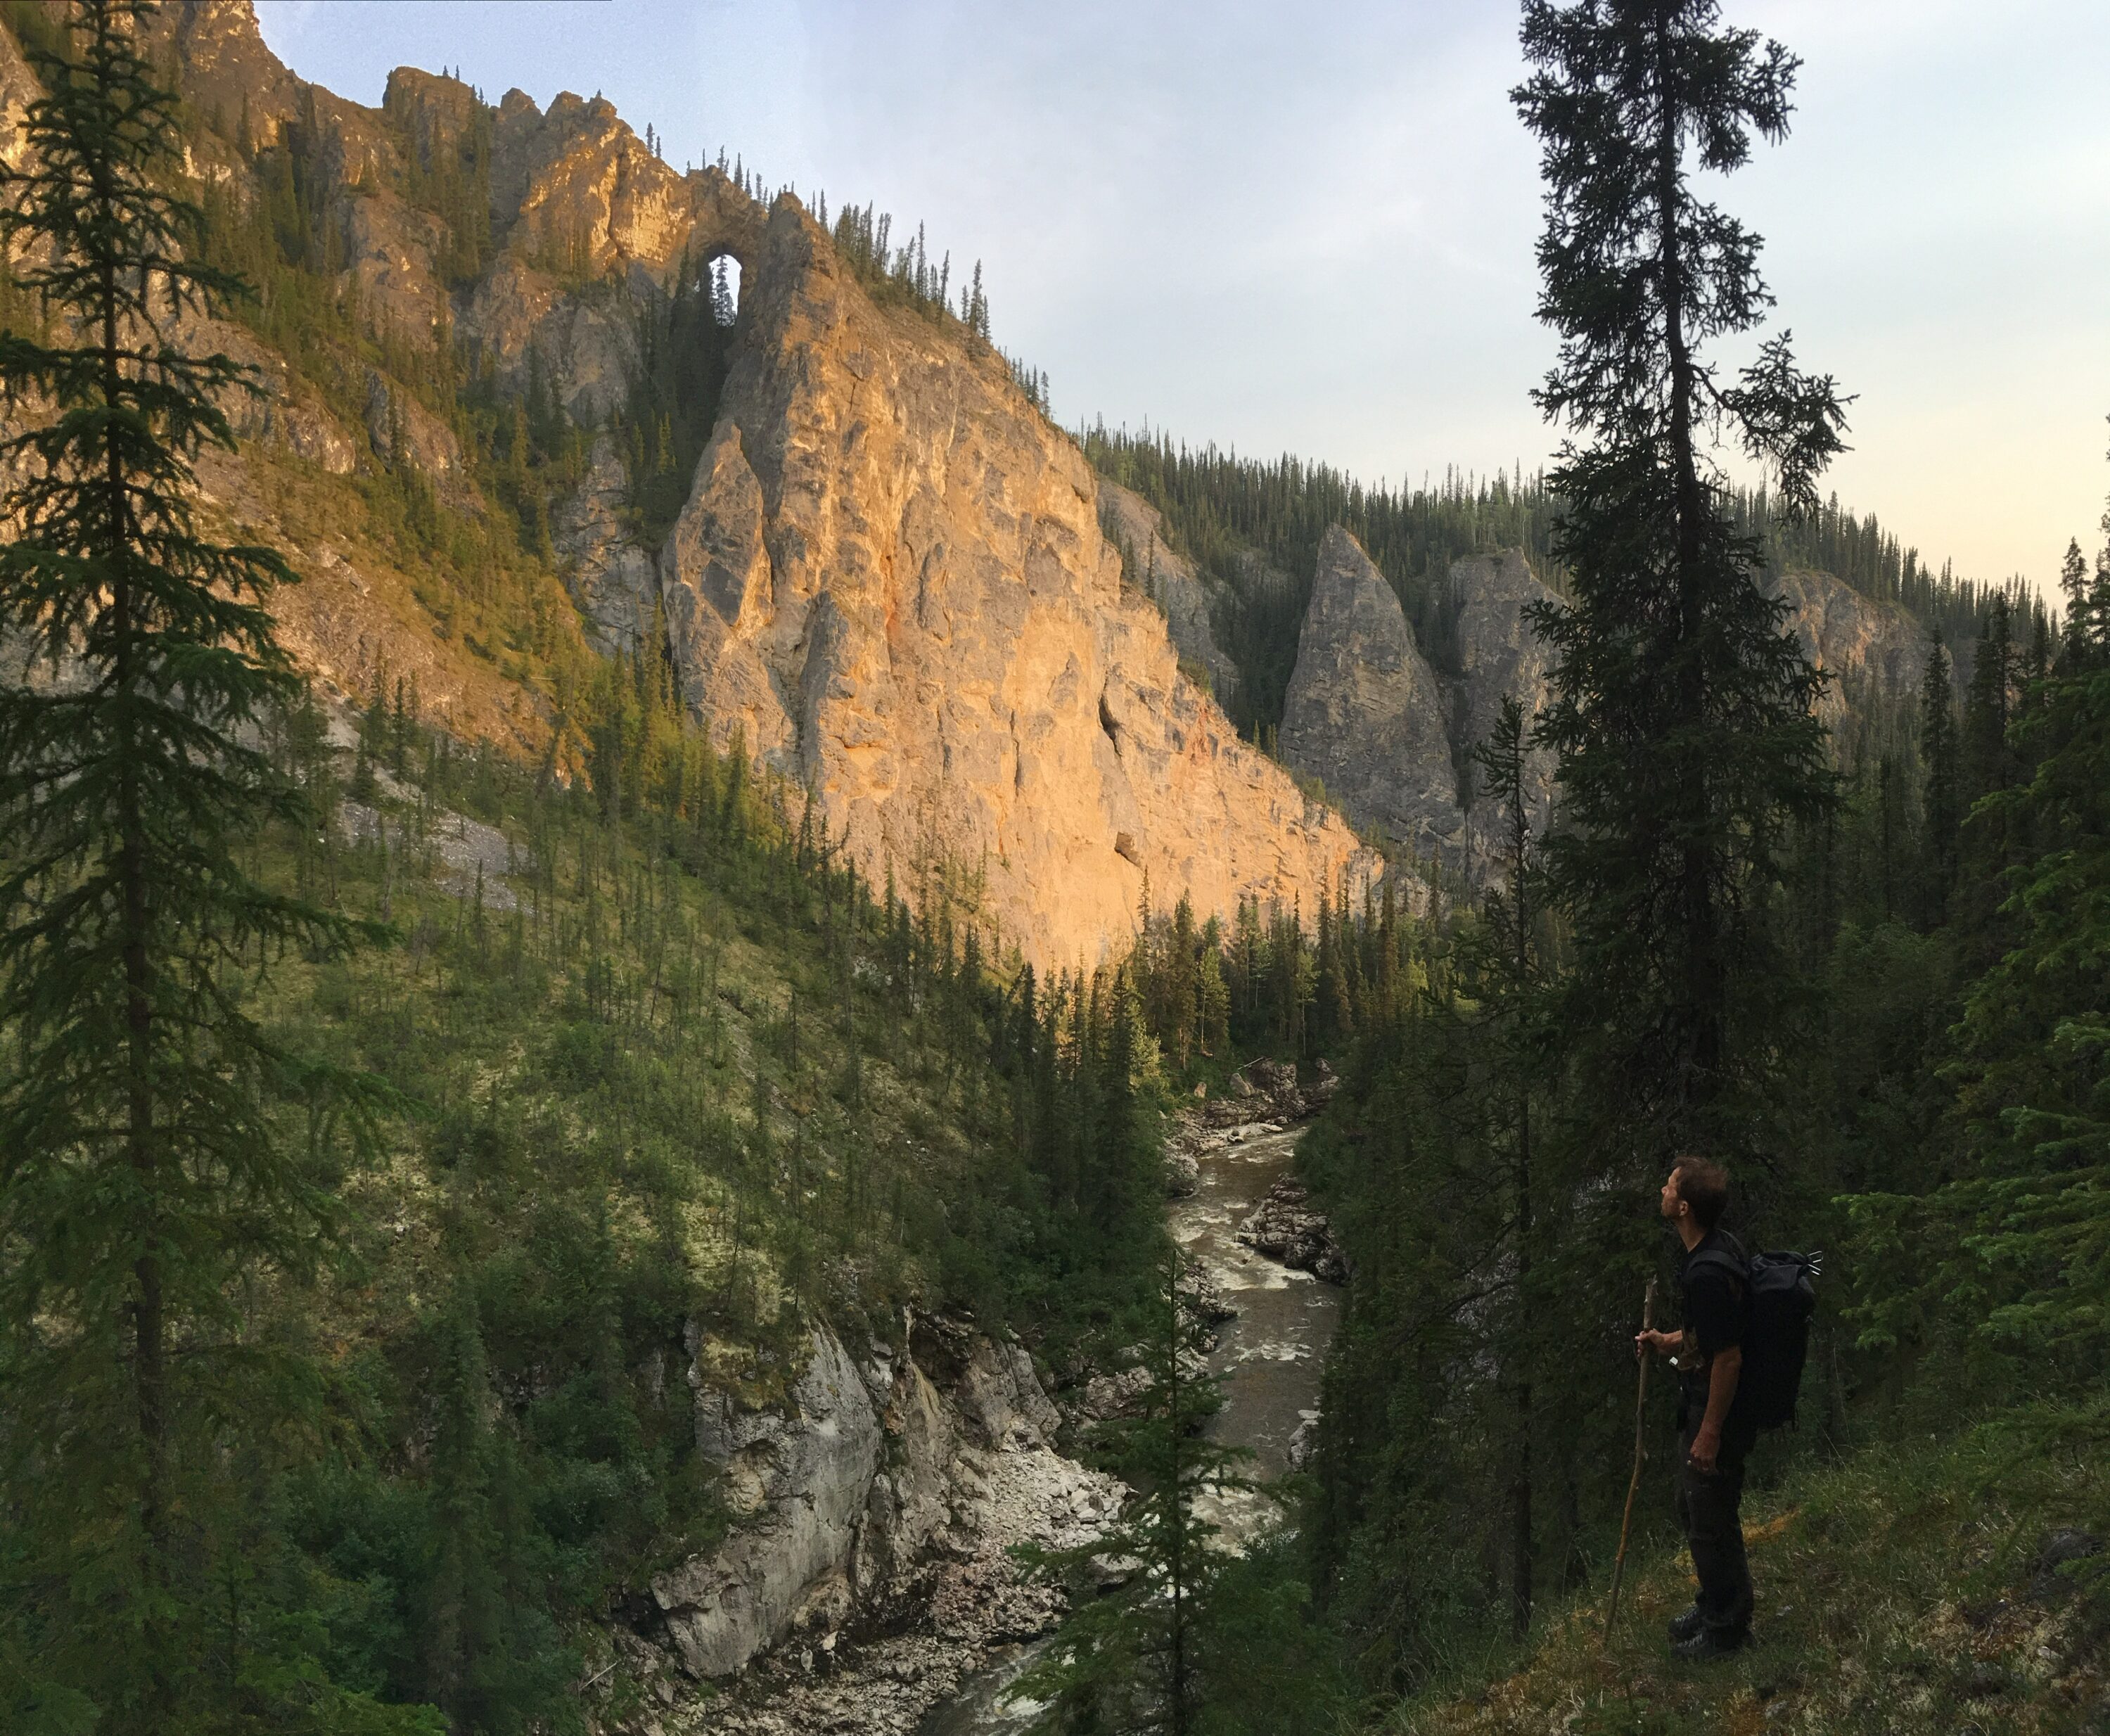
<box><xmin>1685</xmin><ymin>1244</ymin><xmax>1748</xmax><ymax>1301</ymax></box>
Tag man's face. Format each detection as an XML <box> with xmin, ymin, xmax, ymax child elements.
<box><xmin>1660</xmin><ymin>1168</ymin><xmax>1685</xmax><ymax>1223</ymax></box>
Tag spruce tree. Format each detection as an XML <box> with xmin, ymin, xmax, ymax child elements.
<box><xmin>1917</xmin><ymin>636</ymin><xmax>1960</xmax><ymax>924</ymax></box>
<box><xmin>1017</xmin><ymin>1250</ymin><xmax>1252</xmax><ymax>1735</ymax></box>
<box><xmin>0</xmin><ymin>5</ymin><xmax>388</xmax><ymax>1725</ymax></box>
<box><xmin>1513</xmin><ymin>0</ymin><xmax>1846</xmax><ymax>1154</ymax></box>
<box><xmin>1469</xmin><ymin>694</ymin><xmax>1547</xmax><ymax>1637</ymax></box>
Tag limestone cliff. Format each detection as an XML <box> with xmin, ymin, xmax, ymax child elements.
<box><xmin>1772</xmin><ymin>567</ymin><xmax>1929</xmax><ymax>723</ymax></box>
<box><xmin>659</xmin><ymin>200</ymin><xmax>1377</xmax><ymax>966</ymax></box>
<box><xmin>1279</xmin><ymin>527</ymin><xmax>1462</xmax><ymax>865</ymax></box>
<box><xmin>1097</xmin><ymin>481</ymin><xmax>1241</xmax><ymax>706</ymax></box>
<box><xmin>1279</xmin><ymin>537</ymin><xmax>1930</xmax><ymax>884</ymax></box>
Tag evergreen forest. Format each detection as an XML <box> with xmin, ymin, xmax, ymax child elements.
<box><xmin>0</xmin><ymin>4</ymin><xmax>2104</xmax><ymax>1736</ymax></box>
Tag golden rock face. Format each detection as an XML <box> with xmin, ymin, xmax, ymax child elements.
<box><xmin>660</xmin><ymin>203</ymin><xmax>1379</xmax><ymax>969</ymax></box>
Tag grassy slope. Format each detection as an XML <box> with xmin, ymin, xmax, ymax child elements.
<box><xmin>231</xmin><ymin>721</ymin><xmax>1163</xmax><ymax>1709</ymax></box>
<box><xmin>1389</xmin><ymin>1422</ymin><xmax>2108</xmax><ymax>1736</ymax></box>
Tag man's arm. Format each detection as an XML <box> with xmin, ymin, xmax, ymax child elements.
<box><xmin>1689</xmin><ymin>1346</ymin><xmax>1742</xmax><ymax>1471</ymax></box>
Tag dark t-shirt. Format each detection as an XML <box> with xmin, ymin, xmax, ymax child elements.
<box><xmin>1681</xmin><ymin>1230</ymin><xmax>1747</xmax><ymax>1362</ymax></box>
<box><xmin>1677</xmin><ymin>1230</ymin><xmax>1752</xmax><ymax>1438</ymax></box>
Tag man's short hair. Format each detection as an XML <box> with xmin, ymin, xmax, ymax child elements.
<box><xmin>1673</xmin><ymin>1156</ymin><xmax>1730</xmax><ymax>1230</ymax></box>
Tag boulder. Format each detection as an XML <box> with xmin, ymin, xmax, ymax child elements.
<box><xmin>1236</xmin><ymin>1175</ymin><xmax>1350</xmax><ymax>1284</ymax></box>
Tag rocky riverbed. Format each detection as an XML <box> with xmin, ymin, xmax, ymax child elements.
<box><xmin>919</xmin><ymin>1062</ymin><xmax>1347</xmax><ymax>1731</ymax></box>
<box><xmin>1167</xmin><ymin>1073</ymin><xmax>1345</xmax><ymax>1543</ymax></box>
<box><xmin>602</xmin><ymin>1062</ymin><xmax>1345</xmax><ymax>1736</ymax></box>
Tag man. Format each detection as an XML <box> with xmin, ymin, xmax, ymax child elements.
<box><xmin>1635</xmin><ymin>1156</ymin><xmax>1756</xmax><ymax>1659</ymax></box>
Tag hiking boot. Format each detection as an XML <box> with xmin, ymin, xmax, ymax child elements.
<box><xmin>1666</xmin><ymin>1603</ymin><xmax>1706</xmax><ymax>1643</ymax></box>
<box><xmin>1670</xmin><ymin>1626</ymin><xmax>1750</xmax><ymax>1663</ymax></box>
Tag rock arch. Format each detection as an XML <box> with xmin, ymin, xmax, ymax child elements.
<box><xmin>687</xmin><ymin>168</ymin><xmax>767</xmax><ymax>279</ymax></box>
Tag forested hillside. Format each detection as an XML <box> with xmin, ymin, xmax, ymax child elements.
<box><xmin>1083</xmin><ymin>421</ymin><xmax>2030</xmax><ymax>741</ymax></box>
<box><xmin>0</xmin><ymin>7</ymin><xmax>1182</xmax><ymax>1729</ymax></box>
<box><xmin>2</xmin><ymin>4</ymin><xmax>2105</xmax><ymax>1735</ymax></box>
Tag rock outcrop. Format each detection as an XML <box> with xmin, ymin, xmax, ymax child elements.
<box><xmin>554</xmin><ymin>431</ymin><xmax>660</xmax><ymax>651</ymax></box>
<box><xmin>660</xmin><ymin>200</ymin><xmax>1378</xmax><ymax>966</ymax></box>
<box><xmin>1279</xmin><ymin>525</ymin><xmax>1462</xmax><ymax>864</ymax></box>
<box><xmin>1236</xmin><ymin>1174</ymin><xmax>1350</xmax><ymax>1284</ymax></box>
<box><xmin>1448</xmin><ymin>548</ymin><xmax>1560</xmax><ymax>838</ymax></box>
<box><xmin>629</xmin><ymin>1317</ymin><xmax>1119</xmax><ymax>1727</ymax></box>
<box><xmin>654</xmin><ymin>1327</ymin><xmax>885</xmax><ymax>1680</ymax></box>
<box><xmin>1099</xmin><ymin>481</ymin><xmax>1241</xmax><ymax>706</ymax></box>
<box><xmin>1772</xmin><ymin>568</ymin><xmax>1930</xmax><ymax>724</ymax></box>
<box><xmin>1280</xmin><ymin>537</ymin><xmax>1921</xmax><ymax>885</ymax></box>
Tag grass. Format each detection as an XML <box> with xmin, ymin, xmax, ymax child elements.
<box><xmin>1390</xmin><ymin>1415</ymin><xmax>2109</xmax><ymax>1736</ymax></box>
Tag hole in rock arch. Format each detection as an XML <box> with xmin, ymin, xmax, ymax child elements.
<box><xmin>707</xmin><ymin>254</ymin><xmax>741</xmax><ymax>324</ymax></box>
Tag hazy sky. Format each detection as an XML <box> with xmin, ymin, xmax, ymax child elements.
<box><xmin>257</xmin><ymin>0</ymin><xmax>2110</xmax><ymax>592</ymax></box>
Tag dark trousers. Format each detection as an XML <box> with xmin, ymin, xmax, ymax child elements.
<box><xmin>1675</xmin><ymin>1421</ymin><xmax>1754</xmax><ymax>1638</ymax></box>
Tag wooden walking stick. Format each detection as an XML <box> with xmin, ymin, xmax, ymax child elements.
<box><xmin>1604</xmin><ymin>1277</ymin><xmax>1658</xmax><ymax>1643</ymax></box>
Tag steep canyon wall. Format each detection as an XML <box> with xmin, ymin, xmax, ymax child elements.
<box><xmin>1276</xmin><ymin>532</ymin><xmax>1929</xmax><ymax>881</ymax></box>
<box><xmin>654</xmin><ymin>201</ymin><xmax>1378</xmax><ymax>966</ymax></box>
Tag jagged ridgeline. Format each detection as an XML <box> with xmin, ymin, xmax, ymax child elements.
<box><xmin>134</xmin><ymin>5</ymin><xmax>1042</xmax><ymax>660</ymax></box>
<box><xmin>1082</xmin><ymin>423</ymin><xmax>2012</xmax><ymax>740</ymax></box>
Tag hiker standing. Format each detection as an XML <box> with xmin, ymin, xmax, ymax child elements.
<box><xmin>1635</xmin><ymin>1156</ymin><xmax>1756</xmax><ymax>1659</ymax></box>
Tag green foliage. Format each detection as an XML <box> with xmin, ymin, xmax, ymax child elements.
<box><xmin>1018</xmin><ymin>1252</ymin><xmax>1354</xmax><ymax>1735</ymax></box>
<box><xmin>1847</xmin><ymin>637</ymin><xmax>2110</xmax><ymax>1369</ymax></box>
<box><xmin>0</xmin><ymin>4</ymin><xmax>402</xmax><ymax>1728</ymax></box>
<box><xmin>1515</xmin><ymin>0</ymin><xmax>1846</xmax><ymax>1157</ymax></box>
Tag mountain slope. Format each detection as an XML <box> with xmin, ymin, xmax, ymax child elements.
<box><xmin>1393</xmin><ymin>1425</ymin><xmax>2106</xmax><ymax>1735</ymax></box>
<box><xmin>58</xmin><ymin>0</ymin><xmax>1376</xmax><ymax>969</ymax></box>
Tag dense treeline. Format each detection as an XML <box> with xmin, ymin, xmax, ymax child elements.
<box><xmin>1730</xmin><ymin>485</ymin><xmax>2010</xmax><ymax>655</ymax></box>
<box><xmin>1279</xmin><ymin>2</ymin><xmax>2110</xmax><ymax>1712</ymax></box>
<box><xmin>1082</xmin><ymin>426</ymin><xmax>2013</xmax><ymax>741</ymax></box>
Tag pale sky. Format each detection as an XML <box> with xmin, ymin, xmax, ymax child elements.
<box><xmin>256</xmin><ymin>0</ymin><xmax>2110</xmax><ymax>594</ymax></box>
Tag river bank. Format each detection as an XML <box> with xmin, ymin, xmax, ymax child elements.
<box><xmin>917</xmin><ymin>1064</ymin><xmax>1347</xmax><ymax>1732</ymax></box>
<box><xmin>598</xmin><ymin>1065</ymin><xmax>1345</xmax><ymax>1736</ymax></box>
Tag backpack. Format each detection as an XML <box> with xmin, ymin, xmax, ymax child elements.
<box><xmin>1688</xmin><ymin>1244</ymin><xmax>1822</xmax><ymax>1430</ymax></box>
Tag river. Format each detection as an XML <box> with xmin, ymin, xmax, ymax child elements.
<box><xmin>918</xmin><ymin>1113</ymin><xmax>1339</xmax><ymax>1735</ymax></box>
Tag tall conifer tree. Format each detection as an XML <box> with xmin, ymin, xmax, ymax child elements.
<box><xmin>1470</xmin><ymin>694</ymin><xmax>1549</xmax><ymax>1637</ymax></box>
<box><xmin>0</xmin><ymin>5</ymin><xmax>387</xmax><ymax>1725</ymax></box>
<box><xmin>1918</xmin><ymin>637</ymin><xmax>1961</xmax><ymax>924</ymax></box>
<box><xmin>1513</xmin><ymin>0</ymin><xmax>1846</xmax><ymax>1154</ymax></box>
